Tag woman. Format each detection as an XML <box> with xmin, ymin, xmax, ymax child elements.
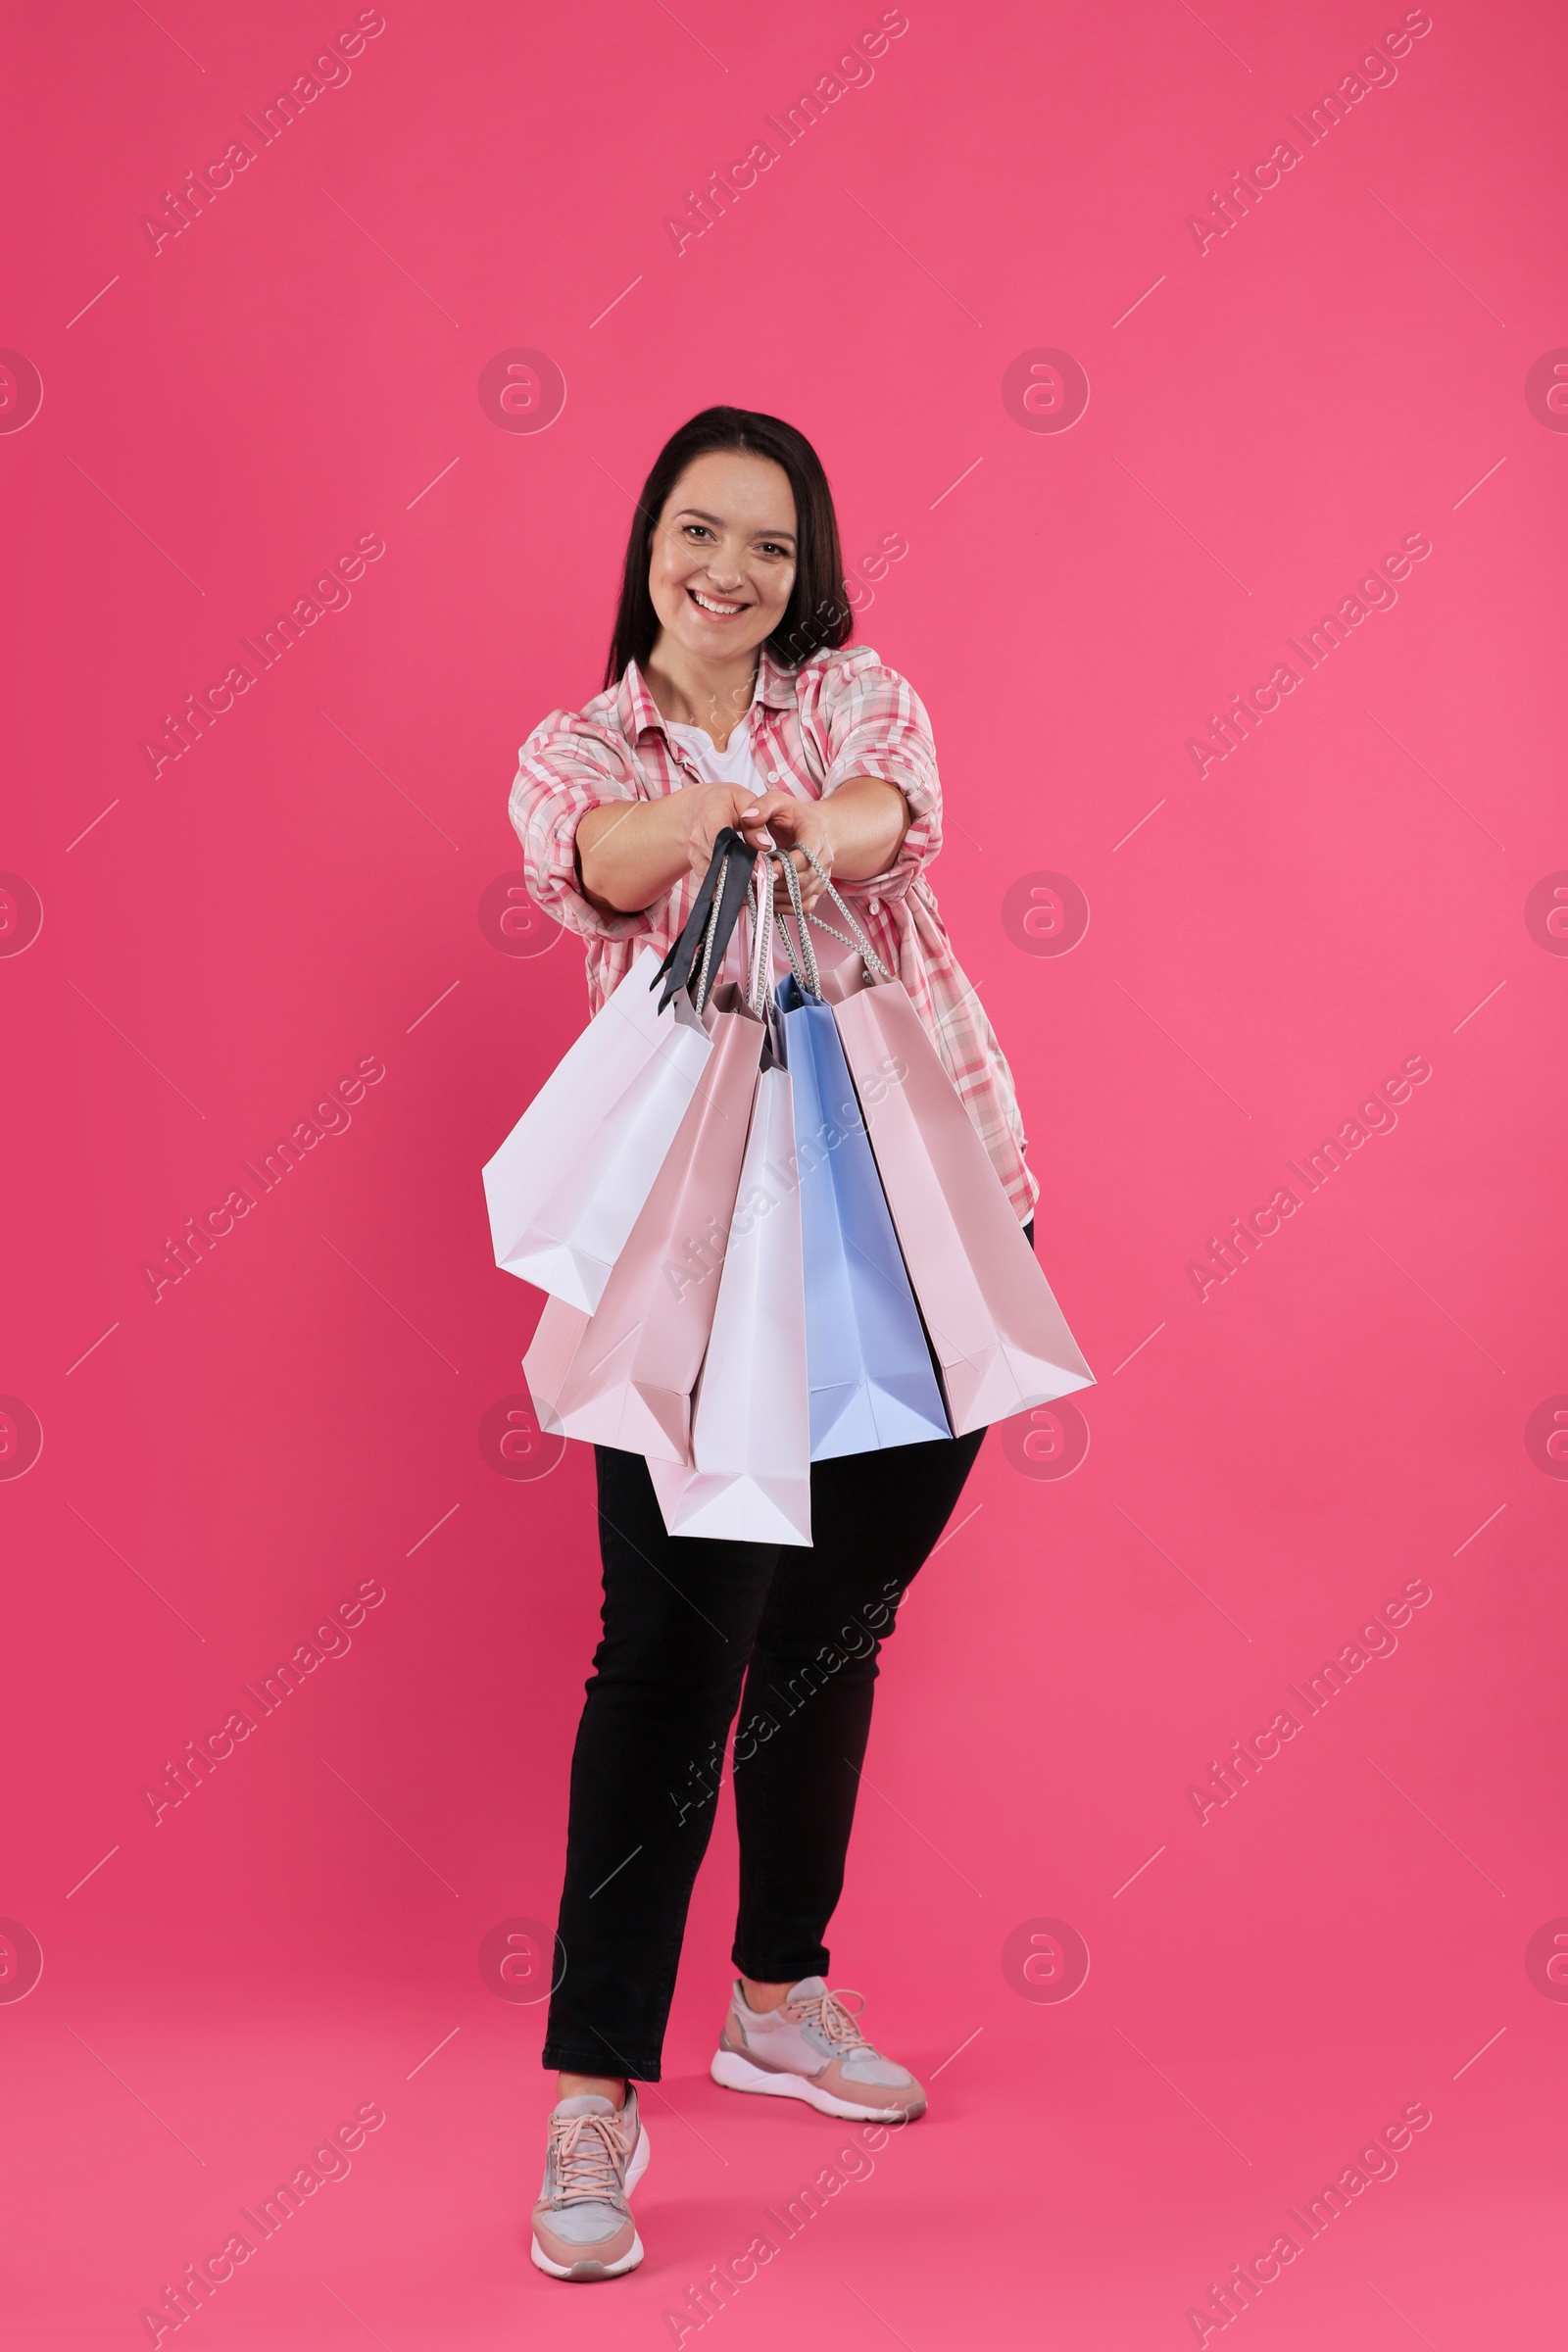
<box><xmin>510</xmin><ymin>407</ymin><xmax>1038</xmax><ymax>2281</ymax></box>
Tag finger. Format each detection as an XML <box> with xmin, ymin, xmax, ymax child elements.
<box><xmin>753</xmin><ymin>797</ymin><xmax>803</xmax><ymax>838</ymax></box>
<box><xmin>735</xmin><ymin>791</ymin><xmax>775</xmax><ymax>827</ymax></box>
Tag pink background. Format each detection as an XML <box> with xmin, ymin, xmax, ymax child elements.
<box><xmin>4</xmin><ymin>0</ymin><xmax>1565</xmax><ymax>2342</ymax></box>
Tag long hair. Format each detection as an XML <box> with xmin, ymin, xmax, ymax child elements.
<box><xmin>604</xmin><ymin>407</ymin><xmax>852</xmax><ymax>689</ymax></box>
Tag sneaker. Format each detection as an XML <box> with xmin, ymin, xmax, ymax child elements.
<box><xmin>710</xmin><ymin>1978</ymin><xmax>927</xmax><ymax>2122</ymax></box>
<box><xmin>530</xmin><ymin>2087</ymin><xmax>651</xmax><ymax>2280</ymax></box>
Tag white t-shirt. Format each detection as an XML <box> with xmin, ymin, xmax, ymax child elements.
<box><xmin>663</xmin><ymin>711</ymin><xmax>770</xmax><ymax>800</ymax></box>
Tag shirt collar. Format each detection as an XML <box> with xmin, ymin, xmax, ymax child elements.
<box><xmin>614</xmin><ymin>644</ymin><xmax>798</xmax><ymax>742</ymax></box>
<box><xmin>753</xmin><ymin>645</ymin><xmax>799</xmax><ymax>710</ymax></box>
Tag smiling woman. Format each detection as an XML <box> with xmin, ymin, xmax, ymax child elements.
<box><xmin>507</xmin><ymin>403</ymin><xmax>1040</xmax><ymax>2284</ymax></box>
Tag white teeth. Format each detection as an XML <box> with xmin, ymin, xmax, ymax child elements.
<box><xmin>691</xmin><ymin>589</ymin><xmax>744</xmax><ymax>614</ymax></box>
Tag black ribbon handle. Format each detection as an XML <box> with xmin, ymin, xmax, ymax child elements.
<box><xmin>650</xmin><ymin>827</ymin><xmax>759</xmax><ymax>1012</ymax></box>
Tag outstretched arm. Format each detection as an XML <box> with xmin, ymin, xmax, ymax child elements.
<box><xmin>743</xmin><ymin>776</ymin><xmax>910</xmax><ymax>910</ymax></box>
<box><xmin>574</xmin><ymin>783</ymin><xmax>777</xmax><ymax>916</ymax></box>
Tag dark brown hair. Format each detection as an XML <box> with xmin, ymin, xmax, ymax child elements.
<box><xmin>604</xmin><ymin>407</ymin><xmax>853</xmax><ymax>688</ymax></box>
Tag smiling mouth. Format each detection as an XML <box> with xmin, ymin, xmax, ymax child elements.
<box><xmin>688</xmin><ymin>586</ymin><xmax>749</xmax><ymax>618</ymax></box>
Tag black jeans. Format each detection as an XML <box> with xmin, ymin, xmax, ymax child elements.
<box><xmin>541</xmin><ymin>1424</ymin><xmax>988</xmax><ymax>2081</ymax></box>
<box><xmin>541</xmin><ymin>1223</ymin><xmax>1033</xmax><ymax>2083</ymax></box>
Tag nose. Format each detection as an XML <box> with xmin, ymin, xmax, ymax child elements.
<box><xmin>705</xmin><ymin>545</ymin><xmax>744</xmax><ymax>589</ymax></box>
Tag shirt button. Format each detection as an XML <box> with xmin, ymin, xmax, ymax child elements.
<box><xmin>767</xmin><ymin>770</ymin><xmax>782</xmax><ymax>782</ymax></box>
<box><xmin>868</xmin><ymin>897</ymin><xmax>882</xmax><ymax>914</ymax></box>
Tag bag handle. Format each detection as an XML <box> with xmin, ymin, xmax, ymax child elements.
<box><xmin>740</xmin><ymin>858</ymin><xmax>794</xmax><ymax>1069</ymax></box>
<box><xmin>767</xmin><ymin>844</ymin><xmax>823</xmax><ymax>1001</ymax></box>
<box><xmin>796</xmin><ymin>846</ymin><xmax>892</xmax><ymax>984</ymax></box>
<box><xmin>650</xmin><ymin>827</ymin><xmax>758</xmax><ymax>1013</ymax></box>
<box><xmin>743</xmin><ymin>856</ymin><xmax>773</xmax><ymax>1016</ymax></box>
<box><xmin>692</xmin><ymin>840</ymin><xmax>745</xmax><ymax>1014</ymax></box>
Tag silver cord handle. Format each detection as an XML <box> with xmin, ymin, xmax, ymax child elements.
<box><xmin>797</xmin><ymin>846</ymin><xmax>892</xmax><ymax>983</ymax></box>
<box><xmin>691</xmin><ymin>845</ymin><xmax>732</xmax><ymax>1013</ymax></box>
<box><xmin>744</xmin><ymin>857</ymin><xmax>773</xmax><ymax>1015</ymax></box>
<box><xmin>768</xmin><ymin>844</ymin><xmax>822</xmax><ymax>1000</ymax></box>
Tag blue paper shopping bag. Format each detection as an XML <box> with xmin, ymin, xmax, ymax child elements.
<box><xmin>777</xmin><ymin>972</ymin><xmax>952</xmax><ymax>1458</ymax></box>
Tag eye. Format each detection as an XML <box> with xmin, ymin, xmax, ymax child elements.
<box><xmin>682</xmin><ymin>523</ymin><xmax>714</xmax><ymax>541</ymax></box>
<box><xmin>758</xmin><ymin>541</ymin><xmax>792</xmax><ymax>560</ymax></box>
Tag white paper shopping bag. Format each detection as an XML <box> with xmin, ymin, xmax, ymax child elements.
<box><xmin>648</xmin><ymin>1058</ymin><xmax>812</xmax><ymax>1545</ymax></box>
<box><xmin>482</xmin><ymin>945</ymin><xmax>712</xmax><ymax>1312</ymax></box>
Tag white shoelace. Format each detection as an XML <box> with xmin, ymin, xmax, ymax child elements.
<box><xmin>549</xmin><ymin>2110</ymin><xmax>626</xmax><ymax>2205</ymax></box>
<box><xmin>784</xmin><ymin>1985</ymin><xmax>870</xmax><ymax>2051</ymax></box>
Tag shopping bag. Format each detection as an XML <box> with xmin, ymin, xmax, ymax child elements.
<box><xmin>776</xmin><ymin>924</ymin><xmax>951</xmax><ymax>1457</ymax></box>
<box><xmin>649</xmin><ymin>826</ymin><xmax>760</xmax><ymax>1012</ymax></box>
<box><xmin>481</xmin><ymin>833</ymin><xmax>756</xmax><ymax>1313</ymax></box>
<box><xmin>798</xmin><ymin>851</ymin><xmax>1095</xmax><ymax>1435</ymax></box>
<box><xmin>647</xmin><ymin>1051</ymin><xmax>813</xmax><ymax>1544</ymax></box>
<box><xmin>522</xmin><ymin>985</ymin><xmax>766</xmax><ymax>1462</ymax></box>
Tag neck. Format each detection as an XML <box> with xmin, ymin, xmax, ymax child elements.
<box><xmin>643</xmin><ymin>634</ymin><xmax>760</xmax><ymax>744</ymax></box>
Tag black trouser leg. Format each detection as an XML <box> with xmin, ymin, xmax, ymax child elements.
<box><xmin>729</xmin><ymin>1423</ymin><xmax>988</xmax><ymax>1984</ymax></box>
<box><xmin>541</xmin><ymin>1446</ymin><xmax>784</xmax><ymax>2082</ymax></box>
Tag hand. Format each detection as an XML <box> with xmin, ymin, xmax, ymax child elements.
<box><xmin>675</xmin><ymin>782</ymin><xmax>780</xmax><ymax>888</ymax></box>
<box><xmin>742</xmin><ymin>789</ymin><xmax>836</xmax><ymax>911</ymax></box>
<box><xmin>575</xmin><ymin>783</ymin><xmax>783</xmax><ymax>918</ymax></box>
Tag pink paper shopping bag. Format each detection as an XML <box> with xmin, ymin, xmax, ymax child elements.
<box><xmin>647</xmin><ymin>1053</ymin><xmax>812</xmax><ymax>1545</ymax></box>
<box><xmin>523</xmin><ymin>990</ymin><xmax>765</xmax><ymax>1463</ymax></box>
<box><xmin>826</xmin><ymin>969</ymin><xmax>1095</xmax><ymax>1436</ymax></box>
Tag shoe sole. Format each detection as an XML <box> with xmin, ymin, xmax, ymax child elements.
<box><xmin>530</xmin><ymin>2229</ymin><xmax>645</xmax><ymax>2281</ymax></box>
<box><xmin>530</xmin><ymin>2120</ymin><xmax>651</xmax><ymax>2280</ymax></box>
<box><xmin>710</xmin><ymin>2047</ymin><xmax>926</xmax><ymax>2123</ymax></box>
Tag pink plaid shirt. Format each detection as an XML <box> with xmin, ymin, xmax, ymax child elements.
<box><xmin>509</xmin><ymin>643</ymin><xmax>1038</xmax><ymax>1222</ymax></box>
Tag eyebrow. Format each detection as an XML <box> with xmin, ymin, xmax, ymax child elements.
<box><xmin>674</xmin><ymin>506</ymin><xmax>797</xmax><ymax>545</ymax></box>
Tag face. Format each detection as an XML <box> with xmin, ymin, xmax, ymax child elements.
<box><xmin>647</xmin><ymin>450</ymin><xmax>798</xmax><ymax>667</ymax></box>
